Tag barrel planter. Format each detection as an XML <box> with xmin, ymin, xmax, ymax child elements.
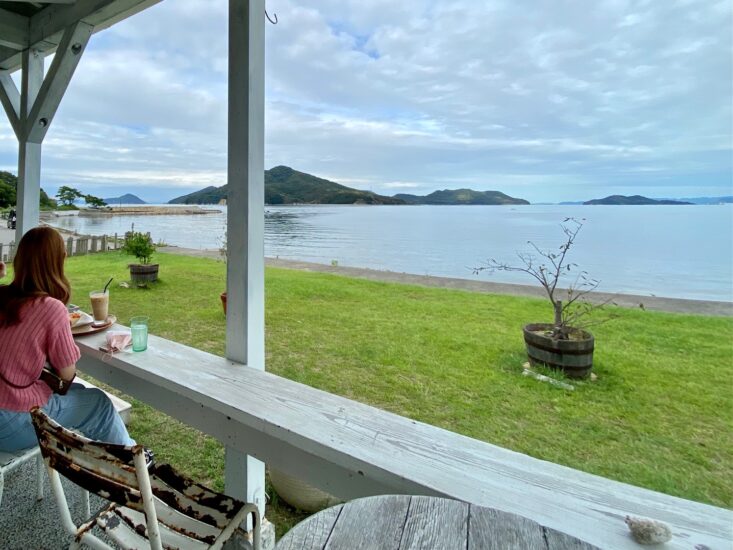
<box><xmin>129</xmin><ymin>263</ymin><xmax>159</xmax><ymax>283</ymax></box>
<box><xmin>523</xmin><ymin>323</ymin><xmax>594</xmax><ymax>379</ymax></box>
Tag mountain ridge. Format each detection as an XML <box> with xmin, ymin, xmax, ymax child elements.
<box><xmin>584</xmin><ymin>195</ymin><xmax>693</xmax><ymax>205</ymax></box>
<box><xmin>103</xmin><ymin>193</ymin><xmax>146</xmax><ymax>205</ymax></box>
<box><xmin>169</xmin><ymin>166</ymin><xmax>403</xmax><ymax>205</ymax></box>
<box><xmin>395</xmin><ymin>188</ymin><xmax>528</xmax><ymax>205</ymax></box>
<box><xmin>169</xmin><ymin>166</ymin><xmax>529</xmax><ymax>205</ymax></box>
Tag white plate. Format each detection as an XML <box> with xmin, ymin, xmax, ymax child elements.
<box><xmin>70</xmin><ymin>311</ymin><xmax>94</xmax><ymax>328</ymax></box>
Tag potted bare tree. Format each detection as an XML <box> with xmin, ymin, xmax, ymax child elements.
<box><xmin>475</xmin><ymin>218</ymin><xmax>612</xmax><ymax>378</ymax></box>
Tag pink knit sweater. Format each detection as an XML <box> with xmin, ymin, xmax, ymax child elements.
<box><xmin>0</xmin><ymin>297</ymin><xmax>80</xmax><ymax>411</ymax></box>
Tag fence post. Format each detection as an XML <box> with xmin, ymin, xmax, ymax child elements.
<box><xmin>67</xmin><ymin>237</ymin><xmax>74</xmax><ymax>257</ymax></box>
<box><xmin>114</xmin><ymin>233</ymin><xmax>118</xmax><ymax>250</ymax></box>
<box><xmin>0</xmin><ymin>244</ymin><xmax>3</xmax><ymax>262</ymax></box>
<box><xmin>8</xmin><ymin>243</ymin><xmax>15</xmax><ymax>262</ymax></box>
<box><xmin>101</xmin><ymin>235</ymin><xmax>107</xmax><ymax>251</ymax></box>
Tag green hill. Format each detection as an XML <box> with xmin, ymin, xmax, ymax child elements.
<box><xmin>103</xmin><ymin>193</ymin><xmax>146</xmax><ymax>205</ymax></box>
<box><xmin>0</xmin><ymin>171</ymin><xmax>56</xmax><ymax>209</ymax></box>
<box><xmin>169</xmin><ymin>166</ymin><xmax>404</xmax><ymax>205</ymax></box>
<box><xmin>394</xmin><ymin>188</ymin><xmax>529</xmax><ymax>205</ymax></box>
<box><xmin>584</xmin><ymin>195</ymin><xmax>692</xmax><ymax>205</ymax></box>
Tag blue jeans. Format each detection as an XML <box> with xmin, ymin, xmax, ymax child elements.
<box><xmin>0</xmin><ymin>383</ymin><xmax>135</xmax><ymax>452</ymax></box>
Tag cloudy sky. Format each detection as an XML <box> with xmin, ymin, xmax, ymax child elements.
<box><xmin>0</xmin><ymin>0</ymin><xmax>731</xmax><ymax>203</ymax></box>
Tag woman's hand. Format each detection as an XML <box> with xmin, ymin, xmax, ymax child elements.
<box><xmin>0</xmin><ymin>261</ymin><xmax>5</xmax><ymax>279</ymax></box>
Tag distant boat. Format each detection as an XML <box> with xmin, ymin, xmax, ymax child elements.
<box><xmin>218</xmin><ymin>198</ymin><xmax>227</xmax><ymax>206</ymax></box>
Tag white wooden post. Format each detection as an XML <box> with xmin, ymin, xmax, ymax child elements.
<box><xmin>225</xmin><ymin>0</ymin><xmax>266</xmax><ymax>519</ymax></box>
<box><xmin>16</xmin><ymin>48</ymin><xmax>43</xmax><ymax>240</ymax></box>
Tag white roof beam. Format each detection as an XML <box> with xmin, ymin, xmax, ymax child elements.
<box><xmin>29</xmin><ymin>0</ymin><xmax>161</xmax><ymax>44</ymax></box>
<box><xmin>25</xmin><ymin>21</ymin><xmax>92</xmax><ymax>143</ymax></box>
<box><xmin>0</xmin><ymin>8</ymin><xmax>29</xmax><ymax>50</ymax></box>
<box><xmin>1</xmin><ymin>0</ymin><xmax>161</xmax><ymax>72</ymax></box>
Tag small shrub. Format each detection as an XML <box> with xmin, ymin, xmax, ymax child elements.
<box><xmin>121</xmin><ymin>229</ymin><xmax>156</xmax><ymax>264</ymax></box>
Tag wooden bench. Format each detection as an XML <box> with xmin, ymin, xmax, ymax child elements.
<box><xmin>0</xmin><ymin>378</ymin><xmax>131</xmax><ymax>506</ymax></box>
<box><xmin>75</xmin><ymin>328</ymin><xmax>732</xmax><ymax>550</ymax></box>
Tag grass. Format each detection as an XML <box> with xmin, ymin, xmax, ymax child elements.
<box><xmin>60</xmin><ymin>251</ymin><xmax>733</xmax><ymax>534</ymax></box>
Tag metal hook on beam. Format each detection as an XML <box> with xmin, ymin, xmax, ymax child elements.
<box><xmin>265</xmin><ymin>8</ymin><xmax>278</xmax><ymax>24</ymax></box>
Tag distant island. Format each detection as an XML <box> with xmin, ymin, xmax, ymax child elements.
<box><xmin>103</xmin><ymin>193</ymin><xmax>146</xmax><ymax>205</ymax></box>
<box><xmin>584</xmin><ymin>195</ymin><xmax>693</xmax><ymax>205</ymax></box>
<box><xmin>168</xmin><ymin>166</ymin><xmax>530</xmax><ymax>206</ymax></box>
<box><xmin>170</xmin><ymin>166</ymin><xmax>402</xmax><ymax>205</ymax></box>
<box><xmin>668</xmin><ymin>196</ymin><xmax>732</xmax><ymax>205</ymax></box>
<box><xmin>395</xmin><ymin>189</ymin><xmax>528</xmax><ymax>205</ymax></box>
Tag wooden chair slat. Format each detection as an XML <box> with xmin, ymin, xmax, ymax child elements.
<box><xmin>112</xmin><ymin>506</ymin><xmax>214</xmax><ymax>549</ymax></box>
<box><xmin>33</xmin><ymin>409</ymin><xmax>139</xmax><ymax>488</ymax></box>
<box><xmin>151</xmin><ymin>463</ymin><xmax>243</xmax><ymax>527</ymax></box>
<box><xmin>46</xmin><ymin>452</ymin><xmax>144</xmax><ymax>510</ymax></box>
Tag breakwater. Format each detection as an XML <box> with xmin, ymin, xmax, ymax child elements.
<box><xmin>77</xmin><ymin>206</ymin><xmax>219</xmax><ymax>216</ymax></box>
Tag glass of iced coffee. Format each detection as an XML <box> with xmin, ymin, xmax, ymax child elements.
<box><xmin>89</xmin><ymin>290</ymin><xmax>109</xmax><ymax>324</ymax></box>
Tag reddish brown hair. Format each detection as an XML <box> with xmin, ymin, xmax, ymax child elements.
<box><xmin>0</xmin><ymin>227</ymin><xmax>70</xmax><ymax>326</ymax></box>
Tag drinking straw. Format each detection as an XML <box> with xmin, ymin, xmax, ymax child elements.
<box><xmin>103</xmin><ymin>277</ymin><xmax>113</xmax><ymax>293</ymax></box>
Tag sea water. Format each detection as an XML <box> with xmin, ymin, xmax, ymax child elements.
<box><xmin>48</xmin><ymin>204</ymin><xmax>733</xmax><ymax>301</ymax></box>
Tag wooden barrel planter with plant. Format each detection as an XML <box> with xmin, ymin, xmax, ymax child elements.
<box><xmin>122</xmin><ymin>228</ymin><xmax>158</xmax><ymax>284</ymax></box>
<box><xmin>129</xmin><ymin>263</ymin><xmax>159</xmax><ymax>283</ymax></box>
<box><xmin>523</xmin><ymin>323</ymin><xmax>594</xmax><ymax>379</ymax></box>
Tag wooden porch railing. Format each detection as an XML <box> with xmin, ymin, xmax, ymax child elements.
<box><xmin>74</xmin><ymin>329</ymin><xmax>733</xmax><ymax>550</ymax></box>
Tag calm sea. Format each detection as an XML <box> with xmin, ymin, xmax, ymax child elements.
<box><xmin>49</xmin><ymin>204</ymin><xmax>733</xmax><ymax>302</ymax></box>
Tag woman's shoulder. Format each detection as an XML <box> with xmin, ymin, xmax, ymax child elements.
<box><xmin>35</xmin><ymin>296</ymin><xmax>68</xmax><ymax>315</ymax></box>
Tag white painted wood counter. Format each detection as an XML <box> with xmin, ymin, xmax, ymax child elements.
<box><xmin>75</xmin><ymin>327</ymin><xmax>733</xmax><ymax>550</ymax></box>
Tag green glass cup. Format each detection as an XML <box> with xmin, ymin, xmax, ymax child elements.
<box><xmin>130</xmin><ymin>316</ymin><xmax>149</xmax><ymax>352</ymax></box>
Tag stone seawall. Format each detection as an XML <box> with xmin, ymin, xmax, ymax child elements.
<box><xmin>78</xmin><ymin>206</ymin><xmax>219</xmax><ymax>216</ymax></box>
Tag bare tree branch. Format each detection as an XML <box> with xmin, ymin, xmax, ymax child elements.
<box><xmin>473</xmin><ymin>217</ymin><xmax>617</xmax><ymax>339</ymax></box>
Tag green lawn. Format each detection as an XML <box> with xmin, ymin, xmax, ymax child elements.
<box><xmin>61</xmin><ymin>251</ymin><xmax>733</xmax><ymax>533</ymax></box>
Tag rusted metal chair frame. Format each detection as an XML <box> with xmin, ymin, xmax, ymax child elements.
<box><xmin>31</xmin><ymin>407</ymin><xmax>261</xmax><ymax>550</ymax></box>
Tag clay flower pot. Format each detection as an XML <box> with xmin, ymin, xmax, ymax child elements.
<box><xmin>220</xmin><ymin>291</ymin><xmax>227</xmax><ymax>314</ymax></box>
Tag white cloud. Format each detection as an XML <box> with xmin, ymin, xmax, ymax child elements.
<box><xmin>0</xmin><ymin>0</ymin><xmax>730</xmax><ymax>203</ymax></box>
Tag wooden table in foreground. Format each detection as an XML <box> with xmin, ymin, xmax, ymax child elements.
<box><xmin>275</xmin><ymin>495</ymin><xmax>600</xmax><ymax>550</ymax></box>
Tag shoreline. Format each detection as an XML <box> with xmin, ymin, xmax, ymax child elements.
<box><xmin>54</xmin><ymin>206</ymin><xmax>220</xmax><ymax>216</ymax></box>
<box><xmin>157</xmin><ymin>246</ymin><xmax>733</xmax><ymax>317</ymax></box>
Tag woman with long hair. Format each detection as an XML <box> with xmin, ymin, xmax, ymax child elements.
<box><xmin>0</xmin><ymin>227</ymin><xmax>135</xmax><ymax>452</ymax></box>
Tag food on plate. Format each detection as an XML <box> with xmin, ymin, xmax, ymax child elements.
<box><xmin>68</xmin><ymin>311</ymin><xmax>83</xmax><ymax>327</ymax></box>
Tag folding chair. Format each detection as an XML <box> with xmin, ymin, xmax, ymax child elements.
<box><xmin>31</xmin><ymin>407</ymin><xmax>260</xmax><ymax>550</ymax></box>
